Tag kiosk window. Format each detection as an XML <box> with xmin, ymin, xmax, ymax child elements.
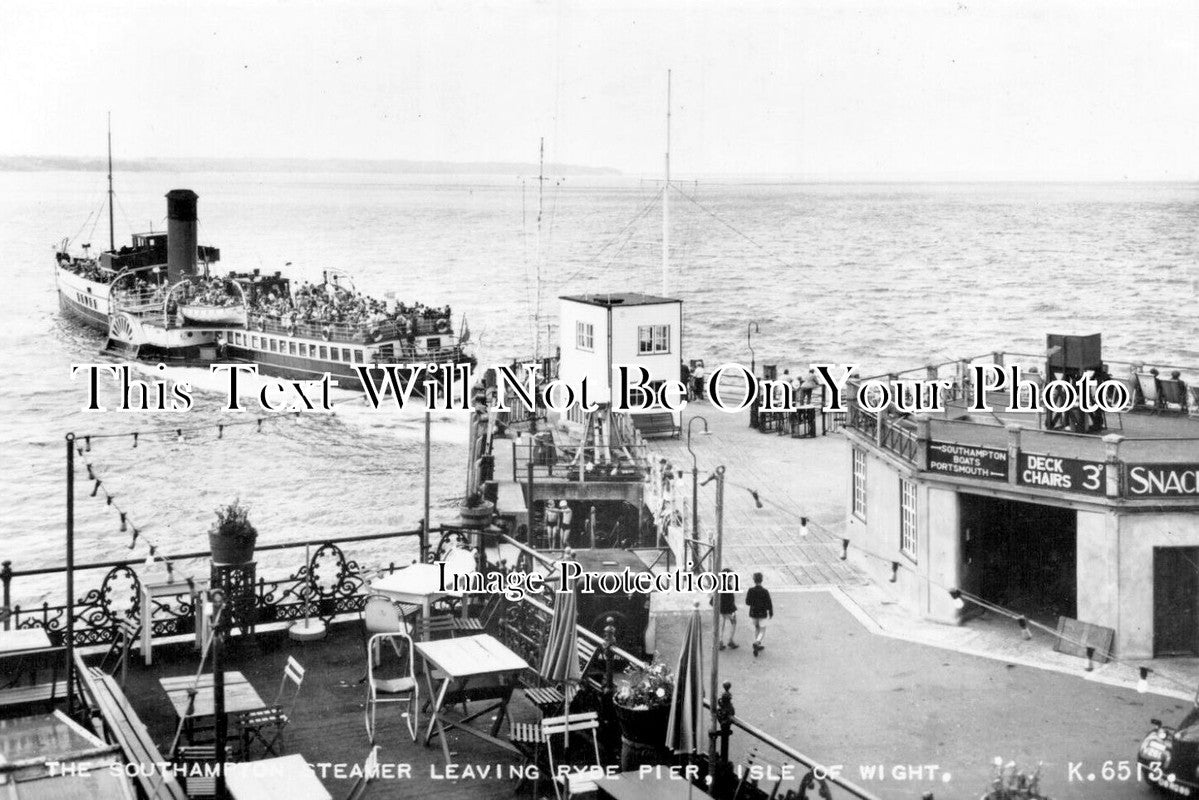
<box><xmin>900</xmin><ymin>478</ymin><xmax>917</xmax><ymax>560</ymax></box>
<box><xmin>852</xmin><ymin>448</ymin><xmax>867</xmax><ymax>521</ymax></box>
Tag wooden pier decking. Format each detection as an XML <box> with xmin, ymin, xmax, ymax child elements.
<box><xmin>643</xmin><ymin>405</ymin><xmax>868</xmax><ymax>590</ymax></box>
<box><xmin>95</xmin><ymin>624</ymin><xmax>550</xmax><ymax>800</ymax></box>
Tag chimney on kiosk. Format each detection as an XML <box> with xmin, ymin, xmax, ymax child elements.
<box><xmin>165</xmin><ymin>189</ymin><xmax>199</xmax><ymax>283</ymax></box>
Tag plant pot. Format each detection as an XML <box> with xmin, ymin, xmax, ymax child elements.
<box><xmin>613</xmin><ymin>702</ymin><xmax>671</xmax><ymax>746</ymax></box>
<box><xmin>458</xmin><ymin>500</ymin><xmax>495</xmax><ymax>526</ymax></box>
<box><xmin>209</xmin><ymin>533</ymin><xmax>255</xmax><ymax>564</ymax></box>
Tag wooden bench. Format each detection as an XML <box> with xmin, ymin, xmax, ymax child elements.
<box><xmin>0</xmin><ymin>645</ymin><xmax>67</xmax><ymax>710</ymax></box>
<box><xmin>79</xmin><ymin>665</ymin><xmax>188</xmax><ymax>800</ymax></box>
<box><xmin>629</xmin><ymin>412</ymin><xmax>680</xmax><ymax>439</ymax></box>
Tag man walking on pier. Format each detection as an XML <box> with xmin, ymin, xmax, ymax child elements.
<box><xmin>746</xmin><ymin>572</ymin><xmax>774</xmax><ymax>656</ymax></box>
<box><xmin>713</xmin><ymin>567</ymin><xmax>739</xmax><ymax>650</ymax></box>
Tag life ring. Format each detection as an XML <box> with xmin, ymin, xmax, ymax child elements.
<box><xmin>322</xmin><ymin>326</ymin><xmax>332</xmax><ymax>341</ymax></box>
<box><xmin>436</xmin><ymin>319</ymin><xmax>451</xmax><ymax>334</ymax></box>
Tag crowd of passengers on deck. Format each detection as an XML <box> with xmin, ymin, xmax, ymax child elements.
<box><xmin>252</xmin><ymin>281</ymin><xmax>451</xmax><ymax>332</ymax></box>
<box><xmin>57</xmin><ymin>255</ymin><xmax>116</xmax><ymax>284</ymax></box>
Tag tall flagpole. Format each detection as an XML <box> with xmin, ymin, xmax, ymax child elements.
<box><xmin>534</xmin><ymin>138</ymin><xmax>544</xmax><ymax>361</ymax></box>
<box><xmin>107</xmin><ymin>112</ymin><xmax>115</xmax><ymax>252</ymax></box>
<box><xmin>662</xmin><ymin>70</ymin><xmax>671</xmax><ymax>296</ymax></box>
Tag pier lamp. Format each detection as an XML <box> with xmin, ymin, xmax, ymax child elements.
<box><xmin>746</xmin><ymin>321</ymin><xmax>761</xmax><ymax>376</ymax></box>
<box><xmin>686</xmin><ymin>416</ymin><xmax>711</xmax><ymax>572</ymax></box>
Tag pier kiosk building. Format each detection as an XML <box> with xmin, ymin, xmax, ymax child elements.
<box><xmin>556</xmin><ymin>292</ymin><xmax>684</xmax><ymax>432</ymax></box>
<box><xmin>841</xmin><ymin>339</ymin><xmax>1199</xmax><ymax>660</ymax></box>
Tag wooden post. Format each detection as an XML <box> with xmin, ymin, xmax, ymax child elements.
<box><xmin>422</xmin><ymin>410</ymin><xmax>431</xmax><ymax>562</ymax></box>
<box><xmin>211</xmin><ymin>591</ymin><xmax>227</xmax><ymax>800</ymax></box>
<box><xmin>65</xmin><ymin>433</ymin><xmax>76</xmax><ymax>718</ymax></box>
<box><xmin>708</xmin><ymin>467</ymin><xmax>725</xmax><ymax>774</ymax></box>
<box><xmin>1</xmin><ymin>560</ymin><xmax>11</xmax><ymax>631</ymax></box>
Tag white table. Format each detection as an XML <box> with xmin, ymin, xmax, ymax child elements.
<box><xmin>369</xmin><ymin>563</ymin><xmax>463</xmax><ymax>623</ymax></box>
<box><xmin>225</xmin><ymin>754</ymin><xmax>331</xmax><ymax>800</ymax></box>
<box><xmin>0</xmin><ymin>628</ymin><xmax>52</xmax><ymax>654</ymax></box>
<box><xmin>415</xmin><ymin>633</ymin><xmax>529</xmax><ymax>765</ymax></box>
<box><xmin>139</xmin><ymin>578</ymin><xmax>209</xmax><ymax>665</ymax></box>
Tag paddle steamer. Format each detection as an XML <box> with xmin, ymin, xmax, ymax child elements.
<box><xmin>55</xmin><ymin>188</ymin><xmax>471</xmax><ymax>392</ymax></box>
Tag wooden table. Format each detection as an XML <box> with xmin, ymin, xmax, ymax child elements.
<box><xmin>594</xmin><ymin>772</ymin><xmax>718</xmax><ymax>800</ymax></box>
<box><xmin>0</xmin><ymin>628</ymin><xmax>51</xmax><ymax>654</ymax></box>
<box><xmin>415</xmin><ymin>634</ymin><xmax>529</xmax><ymax>765</ymax></box>
<box><xmin>370</xmin><ymin>563</ymin><xmax>462</xmax><ymax>624</ymax></box>
<box><xmin>160</xmin><ymin>671</ymin><xmax>267</xmax><ymax>741</ymax></box>
<box><xmin>225</xmin><ymin>754</ymin><xmax>331</xmax><ymax>800</ymax></box>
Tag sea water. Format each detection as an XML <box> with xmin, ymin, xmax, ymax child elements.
<box><xmin>0</xmin><ymin>171</ymin><xmax>1195</xmax><ymax>597</ymax></box>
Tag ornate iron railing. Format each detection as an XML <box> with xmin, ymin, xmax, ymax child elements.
<box><xmin>1</xmin><ymin>529</ymin><xmax>423</xmax><ymax>647</ymax></box>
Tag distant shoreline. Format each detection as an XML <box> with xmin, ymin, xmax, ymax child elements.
<box><xmin>0</xmin><ymin>155</ymin><xmax>621</xmax><ymax>177</ymax></box>
<box><xmin>1</xmin><ymin>158</ymin><xmax>1193</xmax><ymax>183</ymax></box>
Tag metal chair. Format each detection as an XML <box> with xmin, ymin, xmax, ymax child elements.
<box><xmin>361</xmin><ymin>594</ymin><xmax>411</xmax><ymax>666</ymax></box>
<box><xmin>365</xmin><ymin>633</ymin><xmax>419</xmax><ymax>742</ymax></box>
<box><xmin>343</xmin><ymin>745</ymin><xmax>381</xmax><ymax>800</ymax></box>
<box><xmin>174</xmin><ymin>744</ymin><xmax>236</xmax><ymax>799</ymax></box>
<box><xmin>99</xmin><ymin>615</ymin><xmax>139</xmax><ymax>687</ymax></box>
<box><xmin>510</xmin><ymin>711</ymin><xmax>603</xmax><ymax>800</ymax></box>
<box><xmin>413</xmin><ymin>614</ymin><xmax>458</xmax><ymax>641</ymax></box>
<box><xmin>237</xmin><ymin>656</ymin><xmax>304</xmax><ymax>758</ymax></box>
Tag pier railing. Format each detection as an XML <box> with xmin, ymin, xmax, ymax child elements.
<box><xmin>0</xmin><ymin>529</ymin><xmax>424</xmax><ymax>646</ymax></box>
<box><xmin>847</xmin><ymin>349</ymin><xmax>1198</xmax><ymax>470</ymax></box>
<box><xmin>512</xmin><ymin>440</ymin><xmax>653</xmax><ymax>483</ymax></box>
<box><xmin>846</xmin><ymin>403</ymin><xmax>920</xmax><ymax>462</ymax></box>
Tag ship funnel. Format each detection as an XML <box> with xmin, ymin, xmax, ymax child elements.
<box><xmin>166</xmin><ymin>189</ymin><xmax>199</xmax><ymax>282</ymax></box>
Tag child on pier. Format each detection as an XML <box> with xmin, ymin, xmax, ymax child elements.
<box><xmin>746</xmin><ymin>572</ymin><xmax>774</xmax><ymax>657</ymax></box>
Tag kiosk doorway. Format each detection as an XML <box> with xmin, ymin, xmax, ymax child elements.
<box><xmin>1154</xmin><ymin>547</ymin><xmax>1199</xmax><ymax>657</ymax></box>
<box><xmin>960</xmin><ymin>493</ymin><xmax>1077</xmax><ymax>624</ymax></box>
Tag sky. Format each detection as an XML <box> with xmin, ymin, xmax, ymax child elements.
<box><xmin>2</xmin><ymin>0</ymin><xmax>1197</xmax><ymax>180</ymax></box>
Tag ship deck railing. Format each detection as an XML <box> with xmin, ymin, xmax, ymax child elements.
<box><xmin>510</xmin><ymin>439</ymin><xmax>652</xmax><ymax>484</ymax></box>
<box><xmin>247</xmin><ymin>313</ymin><xmax>455</xmax><ymax>344</ymax></box>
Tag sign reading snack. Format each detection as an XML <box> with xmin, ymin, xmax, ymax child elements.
<box><xmin>1017</xmin><ymin>452</ymin><xmax>1106</xmax><ymax>495</ymax></box>
<box><xmin>1125</xmin><ymin>463</ymin><xmax>1199</xmax><ymax>498</ymax></box>
<box><xmin>926</xmin><ymin>441</ymin><xmax>1008</xmax><ymax>481</ymax></box>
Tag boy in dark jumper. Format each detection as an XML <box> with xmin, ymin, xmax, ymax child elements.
<box><xmin>745</xmin><ymin>572</ymin><xmax>773</xmax><ymax>656</ymax></box>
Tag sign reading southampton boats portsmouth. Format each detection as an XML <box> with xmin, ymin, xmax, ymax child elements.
<box><xmin>926</xmin><ymin>441</ymin><xmax>1008</xmax><ymax>481</ymax></box>
<box><xmin>1016</xmin><ymin>452</ymin><xmax>1106</xmax><ymax>496</ymax></box>
<box><xmin>1125</xmin><ymin>463</ymin><xmax>1199</xmax><ymax>498</ymax></box>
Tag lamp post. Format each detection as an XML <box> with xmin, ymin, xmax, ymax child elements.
<box><xmin>746</xmin><ymin>321</ymin><xmax>760</xmax><ymax>377</ymax></box>
<box><xmin>704</xmin><ymin>466</ymin><xmax>726</xmax><ymax>779</ymax></box>
<box><xmin>686</xmin><ymin>416</ymin><xmax>710</xmax><ymax>573</ymax></box>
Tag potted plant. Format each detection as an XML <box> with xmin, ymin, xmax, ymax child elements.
<box><xmin>208</xmin><ymin>499</ymin><xmax>258</xmax><ymax>564</ymax></box>
<box><xmin>458</xmin><ymin>492</ymin><xmax>495</xmax><ymax>526</ymax></box>
<box><xmin>613</xmin><ymin>659</ymin><xmax>674</xmax><ymax>747</ymax></box>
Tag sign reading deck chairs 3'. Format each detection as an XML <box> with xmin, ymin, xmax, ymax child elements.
<box><xmin>1016</xmin><ymin>452</ymin><xmax>1106</xmax><ymax>496</ymax></box>
<box><xmin>926</xmin><ymin>441</ymin><xmax>1008</xmax><ymax>481</ymax></box>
